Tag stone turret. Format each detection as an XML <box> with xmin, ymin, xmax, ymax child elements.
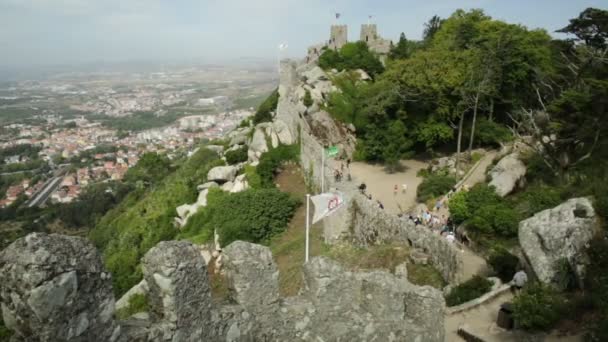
<box><xmin>328</xmin><ymin>25</ymin><xmax>347</xmax><ymax>50</ymax></box>
<box><xmin>360</xmin><ymin>24</ymin><xmax>391</xmax><ymax>55</ymax></box>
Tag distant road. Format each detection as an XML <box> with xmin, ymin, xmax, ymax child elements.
<box><xmin>26</xmin><ymin>167</ymin><xmax>68</xmax><ymax>208</ymax></box>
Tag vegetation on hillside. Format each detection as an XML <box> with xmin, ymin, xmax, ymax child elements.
<box><xmin>445</xmin><ymin>275</ymin><xmax>493</xmax><ymax>306</ymax></box>
<box><xmin>252</xmin><ymin>88</ymin><xmax>279</xmax><ymax>124</ymax></box>
<box><xmin>90</xmin><ymin>147</ymin><xmax>223</xmax><ymax>295</ymax></box>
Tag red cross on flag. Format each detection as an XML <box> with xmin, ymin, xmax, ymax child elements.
<box><xmin>311</xmin><ymin>192</ymin><xmax>345</xmax><ymax>224</ymax></box>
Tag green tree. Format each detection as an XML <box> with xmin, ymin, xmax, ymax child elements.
<box><xmin>388</xmin><ymin>33</ymin><xmax>419</xmax><ymax>60</ymax></box>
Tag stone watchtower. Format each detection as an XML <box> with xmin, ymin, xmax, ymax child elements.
<box><xmin>360</xmin><ymin>24</ymin><xmax>392</xmax><ymax>55</ymax></box>
<box><xmin>329</xmin><ymin>25</ymin><xmax>348</xmax><ymax>50</ymax></box>
<box><xmin>360</xmin><ymin>24</ymin><xmax>379</xmax><ymax>43</ymax></box>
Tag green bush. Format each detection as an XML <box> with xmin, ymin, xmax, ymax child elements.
<box><xmin>448</xmin><ymin>191</ymin><xmax>469</xmax><ymax>224</ymax></box>
<box><xmin>513</xmin><ymin>283</ymin><xmax>565</xmax><ymax>331</ymax></box>
<box><xmin>584</xmin><ymin>239</ymin><xmax>608</xmax><ymax>341</ymax></box>
<box><xmin>244</xmin><ymin>164</ymin><xmax>262</xmax><ymax>189</ymax></box>
<box><xmin>417</xmin><ymin>174</ymin><xmax>457</xmax><ymax>202</ymax></box>
<box><xmin>224</xmin><ymin>146</ymin><xmax>248</xmax><ymax>165</ymax></box>
<box><xmin>253</xmin><ymin>89</ymin><xmax>279</xmax><ymax>124</ymax></box>
<box><xmin>303</xmin><ymin>89</ymin><xmax>313</xmax><ymax>107</ymax></box>
<box><xmin>472</xmin><ymin>118</ymin><xmax>513</xmax><ymax>147</ymax></box>
<box><xmin>180</xmin><ymin>188</ymin><xmax>300</xmax><ymax>246</ymax></box>
<box><xmin>445</xmin><ymin>275</ymin><xmax>494</xmax><ymax>306</ymax></box>
<box><xmin>318</xmin><ymin>42</ymin><xmax>384</xmax><ymax>77</ymax></box>
<box><xmin>256</xmin><ymin>144</ymin><xmax>299</xmax><ymax>188</ymax></box>
<box><xmin>116</xmin><ymin>293</ymin><xmax>149</xmax><ymax>320</ymax></box>
<box><xmin>449</xmin><ymin>184</ymin><xmax>519</xmax><ymax>237</ymax></box>
<box><xmin>513</xmin><ymin>185</ymin><xmax>563</xmax><ymax>218</ymax></box>
<box><xmin>90</xmin><ymin>147</ymin><xmax>223</xmax><ymax>296</ymax></box>
<box><xmin>488</xmin><ymin>247</ymin><xmax>519</xmax><ymax>282</ymax></box>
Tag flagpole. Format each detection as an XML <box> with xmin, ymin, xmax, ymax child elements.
<box><xmin>305</xmin><ymin>194</ymin><xmax>310</xmax><ymax>263</ymax></box>
<box><xmin>321</xmin><ymin>149</ymin><xmax>325</xmax><ymax>193</ymax></box>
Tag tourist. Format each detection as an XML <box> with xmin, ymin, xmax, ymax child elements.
<box><xmin>394</xmin><ymin>184</ymin><xmax>398</xmax><ymax>195</ymax></box>
<box><xmin>402</xmin><ymin>183</ymin><xmax>408</xmax><ymax>194</ymax></box>
<box><xmin>347</xmin><ymin>158</ymin><xmax>351</xmax><ymax>168</ymax></box>
<box><xmin>511</xmin><ymin>270</ymin><xmax>528</xmax><ymax>293</ymax></box>
<box><xmin>446</xmin><ymin>232</ymin><xmax>456</xmax><ymax>244</ymax></box>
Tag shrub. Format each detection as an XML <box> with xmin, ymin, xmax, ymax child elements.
<box><xmin>244</xmin><ymin>164</ymin><xmax>262</xmax><ymax>189</ymax></box>
<box><xmin>180</xmin><ymin>188</ymin><xmax>300</xmax><ymax>246</ymax></box>
<box><xmin>513</xmin><ymin>283</ymin><xmax>565</xmax><ymax>331</ymax></box>
<box><xmin>472</xmin><ymin>118</ymin><xmax>513</xmax><ymax>147</ymax></box>
<box><xmin>253</xmin><ymin>89</ymin><xmax>279</xmax><ymax>124</ymax></box>
<box><xmin>448</xmin><ymin>191</ymin><xmax>469</xmax><ymax>224</ymax></box>
<box><xmin>488</xmin><ymin>247</ymin><xmax>519</xmax><ymax>282</ymax></box>
<box><xmin>303</xmin><ymin>89</ymin><xmax>313</xmax><ymax>107</ymax></box>
<box><xmin>514</xmin><ymin>185</ymin><xmax>563</xmax><ymax>218</ymax></box>
<box><xmin>319</xmin><ymin>41</ymin><xmax>384</xmax><ymax>77</ymax></box>
<box><xmin>224</xmin><ymin>146</ymin><xmax>248</xmax><ymax>165</ymax></box>
<box><xmin>256</xmin><ymin>144</ymin><xmax>299</xmax><ymax>188</ymax></box>
<box><xmin>445</xmin><ymin>275</ymin><xmax>494</xmax><ymax>306</ymax></box>
<box><xmin>417</xmin><ymin>174</ymin><xmax>457</xmax><ymax>203</ymax></box>
<box><xmin>0</xmin><ymin>315</ymin><xmax>12</xmax><ymax>341</ymax></box>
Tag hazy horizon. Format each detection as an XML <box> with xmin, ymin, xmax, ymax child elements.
<box><xmin>1</xmin><ymin>0</ymin><xmax>606</xmax><ymax>69</ymax></box>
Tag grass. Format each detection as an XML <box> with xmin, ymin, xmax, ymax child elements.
<box><xmin>267</xmin><ymin>163</ymin><xmax>447</xmax><ymax>296</ymax></box>
<box><xmin>407</xmin><ymin>263</ymin><xmax>447</xmax><ymax>289</ymax></box>
<box><xmin>269</xmin><ymin>164</ymin><xmax>326</xmax><ymax>297</ymax></box>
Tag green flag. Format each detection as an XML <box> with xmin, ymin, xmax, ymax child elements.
<box><xmin>326</xmin><ymin>146</ymin><xmax>339</xmax><ymax>158</ymax></box>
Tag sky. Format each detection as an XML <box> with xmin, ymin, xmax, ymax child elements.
<box><xmin>0</xmin><ymin>0</ymin><xmax>605</xmax><ymax>68</ymax></box>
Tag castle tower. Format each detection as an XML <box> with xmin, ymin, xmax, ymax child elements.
<box><xmin>360</xmin><ymin>24</ymin><xmax>378</xmax><ymax>43</ymax></box>
<box><xmin>329</xmin><ymin>25</ymin><xmax>348</xmax><ymax>50</ymax></box>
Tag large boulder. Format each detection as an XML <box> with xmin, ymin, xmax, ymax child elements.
<box><xmin>222</xmin><ymin>241</ymin><xmax>279</xmax><ymax>309</ymax></box>
<box><xmin>142</xmin><ymin>241</ymin><xmax>214</xmax><ymax>341</ymax></box>
<box><xmin>488</xmin><ymin>153</ymin><xmax>527</xmax><ymax>197</ymax></box>
<box><xmin>228</xmin><ymin>128</ymin><xmax>251</xmax><ymax>146</ymax></box>
<box><xmin>301</xmin><ymin>257</ymin><xmax>445</xmax><ymax>342</ymax></box>
<box><xmin>205</xmin><ymin>145</ymin><xmax>224</xmax><ymax>155</ymax></box>
<box><xmin>302</xmin><ymin>66</ymin><xmax>328</xmax><ymax>84</ymax></box>
<box><xmin>519</xmin><ymin>198</ymin><xmax>598</xmax><ymax>288</ymax></box>
<box><xmin>207</xmin><ymin>165</ymin><xmax>238</xmax><ymax>183</ymax></box>
<box><xmin>272</xmin><ymin>120</ymin><xmax>294</xmax><ymax>145</ymax></box>
<box><xmin>0</xmin><ymin>233</ymin><xmax>119</xmax><ymax>341</ymax></box>
<box><xmin>247</xmin><ymin>128</ymin><xmax>269</xmax><ymax>165</ymax></box>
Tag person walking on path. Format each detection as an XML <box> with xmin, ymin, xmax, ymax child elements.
<box><xmin>402</xmin><ymin>183</ymin><xmax>407</xmax><ymax>194</ymax></box>
<box><xmin>394</xmin><ymin>184</ymin><xmax>398</xmax><ymax>196</ymax></box>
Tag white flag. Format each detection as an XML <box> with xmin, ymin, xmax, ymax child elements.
<box><xmin>311</xmin><ymin>192</ymin><xmax>345</xmax><ymax>224</ymax></box>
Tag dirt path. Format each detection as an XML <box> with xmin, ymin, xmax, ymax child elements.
<box><xmin>348</xmin><ymin>159</ymin><xmax>428</xmax><ymax>214</ymax></box>
<box><xmin>445</xmin><ymin>290</ymin><xmax>583</xmax><ymax>342</ymax></box>
<box><xmin>458</xmin><ymin>151</ymin><xmax>498</xmax><ymax>190</ymax></box>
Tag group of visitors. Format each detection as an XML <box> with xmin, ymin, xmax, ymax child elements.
<box><xmin>334</xmin><ymin>159</ymin><xmax>352</xmax><ymax>183</ymax></box>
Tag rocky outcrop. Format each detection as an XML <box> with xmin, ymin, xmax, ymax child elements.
<box><xmin>519</xmin><ymin>197</ymin><xmax>598</xmax><ymax>288</ymax></box>
<box><xmin>247</xmin><ymin>128</ymin><xmax>268</xmax><ymax>165</ymax></box>
<box><xmin>205</xmin><ymin>145</ymin><xmax>224</xmax><ymax>155</ymax></box>
<box><xmin>228</xmin><ymin>127</ymin><xmax>251</xmax><ymax>146</ymax></box>
<box><xmin>299</xmin><ymin>257</ymin><xmax>445</xmax><ymax>342</ymax></box>
<box><xmin>207</xmin><ymin>165</ymin><xmax>239</xmax><ymax>183</ymax></box>
<box><xmin>141</xmin><ymin>241</ymin><xmax>214</xmax><ymax>341</ymax></box>
<box><xmin>223</xmin><ymin>241</ymin><xmax>279</xmax><ymax>309</ymax></box>
<box><xmin>175</xmin><ymin>188</ymin><xmax>211</xmax><ymax>227</ymax></box>
<box><xmin>488</xmin><ymin>153</ymin><xmax>526</xmax><ymax>197</ymax></box>
<box><xmin>0</xmin><ymin>233</ymin><xmax>119</xmax><ymax>342</ymax></box>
